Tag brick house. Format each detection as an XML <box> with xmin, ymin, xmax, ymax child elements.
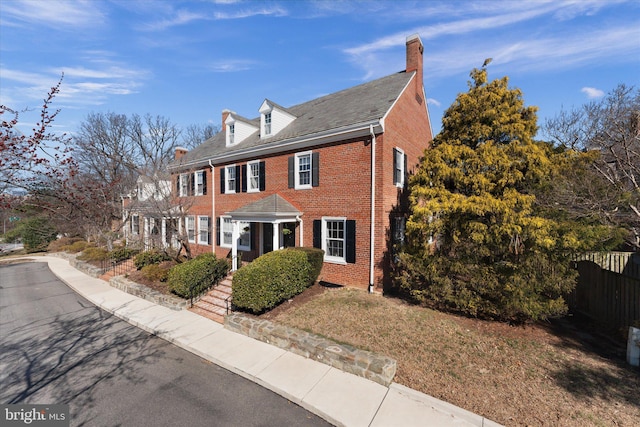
<box><xmin>168</xmin><ymin>34</ymin><xmax>433</xmax><ymax>292</ymax></box>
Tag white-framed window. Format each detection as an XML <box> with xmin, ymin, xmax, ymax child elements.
<box><xmin>220</xmin><ymin>217</ymin><xmax>251</xmax><ymax>250</ymax></box>
<box><xmin>131</xmin><ymin>214</ymin><xmax>139</xmax><ymax>235</ymax></box>
<box><xmin>323</xmin><ymin>217</ymin><xmax>346</xmax><ymax>263</ymax></box>
<box><xmin>186</xmin><ymin>216</ymin><xmax>196</xmax><ymax>243</ymax></box>
<box><xmin>225</xmin><ymin>165</ymin><xmax>236</xmax><ymax>193</ymax></box>
<box><xmin>198</xmin><ymin>216</ymin><xmax>210</xmax><ymax>245</ymax></box>
<box><xmin>247</xmin><ymin>160</ymin><xmax>260</xmax><ymax>192</ymax></box>
<box><xmin>264</xmin><ymin>112</ymin><xmax>272</xmax><ymax>135</ymax></box>
<box><xmin>179</xmin><ymin>173</ymin><xmax>190</xmax><ymax>197</ymax></box>
<box><xmin>238</xmin><ymin>222</ymin><xmax>251</xmax><ymax>250</ymax></box>
<box><xmin>228</xmin><ymin>123</ymin><xmax>235</xmax><ymax>145</ymax></box>
<box><xmin>296</xmin><ymin>151</ymin><xmax>312</xmax><ymax>189</ymax></box>
<box><xmin>195</xmin><ymin>170</ymin><xmax>206</xmax><ymax>196</ymax></box>
<box><xmin>221</xmin><ymin>217</ymin><xmax>233</xmax><ymax>247</ymax></box>
<box><xmin>394</xmin><ymin>147</ymin><xmax>406</xmax><ymax>187</ymax></box>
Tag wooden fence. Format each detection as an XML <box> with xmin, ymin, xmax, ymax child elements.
<box><xmin>569</xmin><ymin>252</ymin><xmax>640</xmax><ymax>332</ymax></box>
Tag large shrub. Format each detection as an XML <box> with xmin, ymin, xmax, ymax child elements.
<box><xmin>232</xmin><ymin>249</ymin><xmax>313</xmax><ymax>314</ymax></box>
<box><xmin>48</xmin><ymin>237</ymin><xmax>84</xmax><ymax>252</ymax></box>
<box><xmin>77</xmin><ymin>247</ymin><xmax>110</xmax><ymax>262</ymax></box>
<box><xmin>167</xmin><ymin>253</ymin><xmax>230</xmax><ymax>298</ymax></box>
<box><xmin>134</xmin><ymin>250</ymin><xmax>172</xmax><ymax>270</ymax></box>
<box><xmin>290</xmin><ymin>247</ymin><xmax>324</xmax><ymax>285</ymax></box>
<box><xmin>140</xmin><ymin>261</ymin><xmax>175</xmax><ymax>283</ymax></box>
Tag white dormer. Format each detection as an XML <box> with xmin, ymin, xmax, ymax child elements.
<box><xmin>259</xmin><ymin>100</ymin><xmax>296</xmax><ymax>139</ymax></box>
<box><xmin>225</xmin><ymin>112</ymin><xmax>258</xmax><ymax>147</ymax></box>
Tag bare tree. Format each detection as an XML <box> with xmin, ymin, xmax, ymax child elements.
<box><xmin>544</xmin><ymin>84</ymin><xmax>640</xmax><ymax>249</ymax></box>
<box><xmin>181</xmin><ymin>123</ymin><xmax>219</xmax><ymax>150</ymax></box>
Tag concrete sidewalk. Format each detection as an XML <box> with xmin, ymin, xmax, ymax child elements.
<box><xmin>26</xmin><ymin>255</ymin><xmax>502</xmax><ymax>427</ymax></box>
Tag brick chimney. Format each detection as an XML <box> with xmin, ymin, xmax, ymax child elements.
<box><xmin>222</xmin><ymin>109</ymin><xmax>232</xmax><ymax>131</ymax></box>
<box><xmin>406</xmin><ymin>34</ymin><xmax>424</xmax><ymax>96</ymax></box>
<box><xmin>175</xmin><ymin>147</ymin><xmax>188</xmax><ymax>160</ymax></box>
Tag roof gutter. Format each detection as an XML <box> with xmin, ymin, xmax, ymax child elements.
<box><xmin>169</xmin><ymin>121</ymin><xmax>383</xmax><ymax>171</ymax></box>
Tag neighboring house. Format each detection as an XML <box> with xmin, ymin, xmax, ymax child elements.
<box><xmin>122</xmin><ymin>175</ymin><xmax>179</xmax><ymax>250</ymax></box>
<box><xmin>168</xmin><ymin>34</ymin><xmax>433</xmax><ymax>291</ymax></box>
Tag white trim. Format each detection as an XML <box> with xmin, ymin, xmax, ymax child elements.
<box><xmin>295</xmin><ymin>151</ymin><xmax>312</xmax><ymax>190</ymax></box>
<box><xmin>394</xmin><ymin>147</ymin><xmax>405</xmax><ymax>188</ymax></box>
<box><xmin>247</xmin><ymin>160</ymin><xmax>261</xmax><ymax>193</ymax></box>
<box><xmin>195</xmin><ymin>170</ymin><xmax>205</xmax><ymax>196</ymax></box>
<box><xmin>186</xmin><ymin>215</ymin><xmax>196</xmax><ymax>243</ymax></box>
<box><xmin>170</xmin><ymin>122</ymin><xmax>383</xmax><ymax>171</ymax></box>
<box><xmin>225</xmin><ymin>164</ymin><xmax>237</xmax><ymax>194</ymax></box>
<box><xmin>198</xmin><ymin>216</ymin><xmax>210</xmax><ymax>245</ymax></box>
<box><xmin>179</xmin><ymin>173</ymin><xmax>190</xmax><ymax>197</ymax></box>
<box><xmin>321</xmin><ymin>216</ymin><xmax>347</xmax><ymax>264</ymax></box>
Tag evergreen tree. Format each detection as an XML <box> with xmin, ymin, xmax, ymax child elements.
<box><xmin>398</xmin><ymin>64</ymin><xmax>601</xmax><ymax>322</ymax></box>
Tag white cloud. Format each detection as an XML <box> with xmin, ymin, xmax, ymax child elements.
<box><xmin>207</xmin><ymin>59</ymin><xmax>257</xmax><ymax>72</ymax></box>
<box><xmin>213</xmin><ymin>5</ymin><xmax>288</xmax><ymax>20</ymax></box>
<box><xmin>140</xmin><ymin>10</ymin><xmax>209</xmax><ymax>31</ymax></box>
<box><xmin>427</xmin><ymin>98</ymin><xmax>441</xmax><ymax>107</ymax></box>
<box><xmin>0</xmin><ymin>0</ymin><xmax>105</xmax><ymax>29</ymax></box>
<box><xmin>581</xmin><ymin>87</ymin><xmax>605</xmax><ymax>99</ymax></box>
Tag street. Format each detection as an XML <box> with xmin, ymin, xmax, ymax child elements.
<box><xmin>0</xmin><ymin>260</ymin><xmax>331</xmax><ymax>426</ymax></box>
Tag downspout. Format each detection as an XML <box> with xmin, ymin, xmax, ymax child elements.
<box><xmin>209</xmin><ymin>160</ymin><xmax>215</xmax><ymax>254</ymax></box>
<box><xmin>369</xmin><ymin>124</ymin><xmax>376</xmax><ymax>294</ymax></box>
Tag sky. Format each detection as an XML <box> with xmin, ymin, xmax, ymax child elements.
<box><xmin>1</xmin><ymin>0</ymin><xmax>639</xmax><ymax>141</ymax></box>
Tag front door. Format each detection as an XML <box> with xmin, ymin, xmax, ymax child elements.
<box><xmin>262</xmin><ymin>223</ymin><xmax>273</xmax><ymax>254</ymax></box>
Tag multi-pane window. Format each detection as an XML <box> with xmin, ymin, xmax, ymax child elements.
<box><xmin>221</xmin><ymin>217</ymin><xmax>233</xmax><ymax>247</ymax></box>
<box><xmin>198</xmin><ymin>216</ymin><xmax>210</xmax><ymax>245</ymax></box>
<box><xmin>225</xmin><ymin>165</ymin><xmax>236</xmax><ymax>193</ymax></box>
<box><xmin>264</xmin><ymin>112</ymin><xmax>272</xmax><ymax>135</ymax></box>
<box><xmin>229</xmin><ymin>124</ymin><xmax>235</xmax><ymax>145</ymax></box>
<box><xmin>248</xmin><ymin>161</ymin><xmax>260</xmax><ymax>192</ymax></box>
<box><xmin>131</xmin><ymin>214</ymin><xmax>139</xmax><ymax>235</ymax></box>
<box><xmin>186</xmin><ymin>216</ymin><xmax>196</xmax><ymax>243</ymax></box>
<box><xmin>325</xmin><ymin>219</ymin><xmax>345</xmax><ymax>262</ymax></box>
<box><xmin>393</xmin><ymin>217</ymin><xmax>406</xmax><ymax>246</ymax></box>
<box><xmin>179</xmin><ymin>173</ymin><xmax>189</xmax><ymax>196</ymax></box>
<box><xmin>195</xmin><ymin>171</ymin><xmax>205</xmax><ymax>196</ymax></box>
<box><xmin>297</xmin><ymin>152</ymin><xmax>311</xmax><ymax>188</ymax></box>
<box><xmin>394</xmin><ymin>148</ymin><xmax>405</xmax><ymax>187</ymax></box>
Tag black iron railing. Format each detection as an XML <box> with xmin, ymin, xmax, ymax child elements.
<box><xmin>101</xmin><ymin>258</ymin><xmax>136</xmax><ymax>276</ymax></box>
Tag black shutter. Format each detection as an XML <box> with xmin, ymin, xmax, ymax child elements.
<box><xmin>393</xmin><ymin>148</ymin><xmax>399</xmax><ymax>185</ymax></box>
<box><xmin>288</xmin><ymin>156</ymin><xmax>295</xmax><ymax>188</ymax></box>
<box><xmin>312</xmin><ymin>152</ymin><xmax>320</xmax><ymax>187</ymax></box>
<box><xmin>250</xmin><ymin>223</ymin><xmax>256</xmax><ymax>250</ymax></box>
<box><xmin>220</xmin><ymin>168</ymin><xmax>226</xmax><ymax>194</ymax></box>
<box><xmin>176</xmin><ymin>176</ymin><xmax>180</xmax><ymax>195</ymax></box>
<box><xmin>235</xmin><ymin>165</ymin><xmax>241</xmax><ymax>193</ymax></box>
<box><xmin>404</xmin><ymin>153</ymin><xmax>408</xmax><ymax>186</ymax></box>
<box><xmin>313</xmin><ymin>220</ymin><xmax>322</xmax><ymax>249</ymax></box>
<box><xmin>190</xmin><ymin>173</ymin><xmax>195</xmax><ymax>196</ymax></box>
<box><xmin>346</xmin><ymin>220</ymin><xmax>356</xmax><ymax>264</ymax></box>
<box><xmin>259</xmin><ymin>161</ymin><xmax>266</xmax><ymax>191</ymax></box>
<box><xmin>241</xmin><ymin>164</ymin><xmax>247</xmax><ymax>193</ymax></box>
<box><xmin>216</xmin><ymin>217</ymin><xmax>221</xmax><ymax>246</ymax></box>
<box><xmin>202</xmin><ymin>170</ymin><xmax>207</xmax><ymax>195</ymax></box>
<box><xmin>207</xmin><ymin>216</ymin><xmax>212</xmax><ymax>246</ymax></box>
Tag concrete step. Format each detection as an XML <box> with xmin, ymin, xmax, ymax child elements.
<box><xmin>189</xmin><ymin>273</ymin><xmax>234</xmax><ymax>324</ymax></box>
<box><xmin>189</xmin><ymin>305</ymin><xmax>225</xmax><ymax>324</ymax></box>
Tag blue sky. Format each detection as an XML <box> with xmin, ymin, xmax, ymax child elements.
<box><xmin>1</xmin><ymin>0</ymin><xmax>638</xmax><ymax>140</ymax></box>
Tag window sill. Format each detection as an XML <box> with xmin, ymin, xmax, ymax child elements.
<box><xmin>323</xmin><ymin>257</ymin><xmax>347</xmax><ymax>265</ymax></box>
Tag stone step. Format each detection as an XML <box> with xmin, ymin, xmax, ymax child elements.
<box><xmin>200</xmin><ymin>294</ymin><xmax>229</xmax><ymax>310</ymax></box>
<box><xmin>189</xmin><ymin>305</ymin><xmax>225</xmax><ymax>324</ymax></box>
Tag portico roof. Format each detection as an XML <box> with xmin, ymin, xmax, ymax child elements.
<box><xmin>226</xmin><ymin>194</ymin><xmax>301</xmax><ymax>221</ymax></box>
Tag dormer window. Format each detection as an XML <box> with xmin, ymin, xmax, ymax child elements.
<box><xmin>264</xmin><ymin>112</ymin><xmax>272</xmax><ymax>135</ymax></box>
<box><xmin>225</xmin><ymin>112</ymin><xmax>258</xmax><ymax>146</ymax></box>
<box><xmin>229</xmin><ymin>124</ymin><xmax>235</xmax><ymax>145</ymax></box>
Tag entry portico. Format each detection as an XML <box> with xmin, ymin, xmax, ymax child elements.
<box><xmin>226</xmin><ymin>194</ymin><xmax>302</xmax><ymax>270</ymax></box>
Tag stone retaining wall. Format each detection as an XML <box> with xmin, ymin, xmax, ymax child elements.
<box><xmin>225</xmin><ymin>312</ymin><xmax>397</xmax><ymax>386</ymax></box>
<box><xmin>109</xmin><ymin>276</ymin><xmax>187</xmax><ymax>311</ymax></box>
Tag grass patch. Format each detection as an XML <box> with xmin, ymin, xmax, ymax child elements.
<box><xmin>264</xmin><ymin>285</ymin><xmax>640</xmax><ymax>427</ymax></box>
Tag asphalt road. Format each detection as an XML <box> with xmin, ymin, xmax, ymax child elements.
<box><xmin>0</xmin><ymin>260</ymin><xmax>332</xmax><ymax>426</ymax></box>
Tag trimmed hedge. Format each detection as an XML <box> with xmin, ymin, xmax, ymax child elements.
<box><xmin>232</xmin><ymin>248</ymin><xmax>319</xmax><ymax>314</ymax></box>
<box><xmin>134</xmin><ymin>250</ymin><xmax>172</xmax><ymax>270</ymax></box>
<box><xmin>167</xmin><ymin>253</ymin><xmax>230</xmax><ymax>298</ymax></box>
<box><xmin>290</xmin><ymin>247</ymin><xmax>324</xmax><ymax>285</ymax></box>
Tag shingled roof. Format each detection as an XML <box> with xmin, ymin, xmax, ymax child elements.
<box><xmin>170</xmin><ymin>70</ymin><xmax>414</xmax><ymax>170</ymax></box>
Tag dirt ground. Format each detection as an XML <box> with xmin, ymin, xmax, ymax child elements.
<box><xmin>261</xmin><ymin>283</ymin><xmax>640</xmax><ymax>427</ymax></box>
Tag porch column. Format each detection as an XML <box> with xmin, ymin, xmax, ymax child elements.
<box><xmin>231</xmin><ymin>220</ymin><xmax>240</xmax><ymax>271</ymax></box>
<box><xmin>272</xmin><ymin>223</ymin><xmax>279</xmax><ymax>251</ymax></box>
<box><xmin>161</xmin><ymin>218</ymin><xmax>167</xmax><ymax>248</ymax></box>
